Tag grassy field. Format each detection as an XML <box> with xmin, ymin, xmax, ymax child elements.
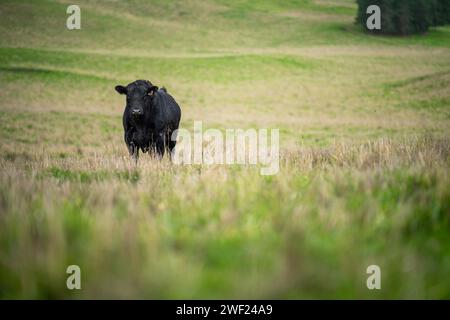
<box><xmin>0</xmin><ymin>0</ymin><xmax>449</xmax><ymax>299</ymax></box>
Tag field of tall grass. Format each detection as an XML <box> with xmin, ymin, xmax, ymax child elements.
<box><xmin>0</xmin><ymin>0</ymin><xmax>449</xmax><ymax>298</ymax></box>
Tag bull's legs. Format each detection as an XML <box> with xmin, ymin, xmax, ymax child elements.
<box><xmin>168</xmin><ymin>129</ymin><xmax>177</xmax><ymax>160</ymax></box>
<box><xmin>127</xmin><ymin>142</ymin><xmax>139</xmax><ymax>164</ymax></box>
<box><xmin>125</xmin><ymin>130</ymin><xmax>139</xmax><ymax>163</ymax></box>
<box><xmin>132</xmin><ymin>148</ymin><xmax>139</xmax><ymax>164</ymax></box>
<box><xmin>149</xmin><ymin>130</ymin><xmax>175</xmax><ymax>160</ymax></box>
<box><xmin>155</xmin><ymin>134</ymin><xmax>165</xmax><ymax>158</ymax></box>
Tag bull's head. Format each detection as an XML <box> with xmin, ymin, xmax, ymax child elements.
<box><xmin>115</xmin><ymin>80</ymin><xmax>158</xmax><ymax>117</ymax></box>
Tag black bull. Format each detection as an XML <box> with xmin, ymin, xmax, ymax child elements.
<box><xmin>115</xmin><ymin>80</ymin><xmax>181</xmax><ymax>160</ymax></box>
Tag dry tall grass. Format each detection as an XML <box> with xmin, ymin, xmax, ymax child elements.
<box><xmin>1</xmin><ymin>135</ymin><xmax>448</xmax><ymax>298</ymax></box>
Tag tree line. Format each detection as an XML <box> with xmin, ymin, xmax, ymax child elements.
<box><xmin>356</xmin><ymin>0</ymin><xmax>450</xmax><ymax>35</ymax></box>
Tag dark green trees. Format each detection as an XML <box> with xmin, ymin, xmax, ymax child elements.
<box><xmin>356</xmin><ymin>0</ymin><xmax>450</xmax><ymax>35</ymax></box>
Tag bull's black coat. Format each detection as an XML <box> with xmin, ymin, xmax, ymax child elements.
<box><xmin>115</xmin><ymin>80</ymin><xmax>181</xmax><ymax>160</ymax></box>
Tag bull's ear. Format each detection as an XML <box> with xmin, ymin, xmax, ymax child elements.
<box><xmin>148</xmin><ymin>85</ymin><xmax>159</xmax><ymax>96</ymax></box>
<box><xmin>115</xmin><ymin>85</ymin><xmax>127</xmax><ymax>95</ymax></box>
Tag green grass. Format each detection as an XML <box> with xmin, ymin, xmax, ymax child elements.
<box><xmin>0</xmin><ymin>0</ymin><xmax>449</xmax><ymax>299</ymax></box>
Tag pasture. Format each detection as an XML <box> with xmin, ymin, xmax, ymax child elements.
<box><xmin>0</xmin><ymin>0</ymin><xmax>449</xmax><ymax>298</ymax></box>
